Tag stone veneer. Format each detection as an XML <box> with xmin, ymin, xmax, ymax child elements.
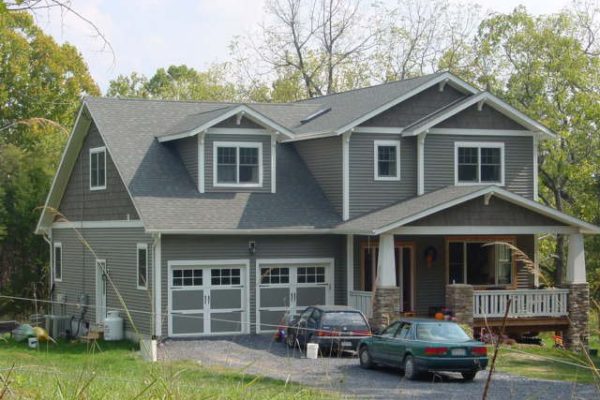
<box><xmin>371</xmin><ymin>287</ymin><xmax>401</xmax><ymax>329</ymax></box>
<box><xmin>445</xmin><ymin>284</ymin><xmax>474</xmax><ymax>325</ymax></box>
<box><xmin>562</xmin><ymin>283</ymin><xmax>589</xmax><ymax>350</ymax></box>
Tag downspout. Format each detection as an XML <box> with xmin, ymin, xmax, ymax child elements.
<box><xmin>43</xmin><ymin>230</ymin><xmax>53</xmax><ymax>305</ymax></box>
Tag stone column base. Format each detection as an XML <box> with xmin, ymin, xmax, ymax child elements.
<box><xmin>371</xmin><ymin>287</ymin><xmax>401</xmax><ymax>329</ymax></box>
<box><xmin>562</xmin><ymin>283</ymin><xmax>589</xmax><ymax>350</ymax></box>
<box><xmin>445</xmin><ymin>284</ymin><xmax>474</xmax><ymax>326</ymax></box>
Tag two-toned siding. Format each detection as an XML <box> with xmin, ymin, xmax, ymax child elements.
<box><xmin>204</xmin><ymin>133</ymin><xmax>272</xmax><ymax>193</ymax></box>
<box><xmin>170</xmin><ymin>136</ymin><xmax>198</xmax><ymax>185</ymax></box>
<box><xmin>160</xmin><ymin>234</ymin><xmax>346</xmax><ymax>335</ymax></box>
<box><xmin>294</xmin><ymin>136</ymin><xmax>343</xmax><ymax>214</ymax></box>
<box><xmin>51</xmin><ymin>227</ymin><xmax>154</xmax><ymax>336</ymax></box>
<box><xmin>349</xmin><ymin>134</ymin><xmax>417</xmax><ymax>218</ymax></box>
<box><xmin>424</xmin><ymin>135</ymin><xmax>534</xmax><ymax>199</ymax></box>
<box><xmin>360</xmin><ymin>85</ymin><xmax>466</xmax><ymax>127</ymax></box>
<box><xmin>59</xmin><ymin>123</ymin><xmax>139</xmax><ymax>221</ymax></box>
<box><xmin>436</xmin><ymin>104</ymin><xmax>527</xmax><ymax>130</ymax></box>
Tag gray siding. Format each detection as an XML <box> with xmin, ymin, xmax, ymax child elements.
<box><xmin>215</xmin><ymin>116</ymin><xmax>264</xmax><ymax>129</ymax></box>
<box><xmin>424</xmin><ymin>135</ymin><xmax>534</xmax><ymax>199</ymax></box>
<box><xmin>51</xmin><ymin>227</ymin><xmax>154</xmax><ymax>336</ymax></box>
<box><xmin>408</xmin><ymin>197</ymin><xmax>562</xmax><ymax>226</ymax></box>
<box><xmin>360</xmin><ymin>86</ymin><xmax>466</xmax><ymax>127</ymax></box>
<box><xmin>205</xmin><ymin>133</ymin><xmax>272</xmax><ymax>193</ymax></box>
<box><xmin>436</xmin><ymin>104</ymin><xmax>527</xmax><ymax>130</ymax></box>
<box><xmin>170</xmin><ymin>136</ymin><xmax>198</xmax><ymax>186</ymax></box>
<box><xmin>59</xmin><ymin>123</ymin><xmax>139</xmax><ymax>221</ymax></box>
<box><xmin>349</xmin><ymin>134</ymin><xmax>417</xmax><ymax>218</ymax></box>
<box><xmin>352</xmin><ymin>234</ymin><xmax>536</xmax><ymax>316</ymax></box>
<box><xmin>160</xmin><ymin>234</ymin><xmax>346</xmax><ymax>336</ymax></box>
<box><xmin>294</xmin><ymin>136</ymin><xmax>343</xmax><ymax>214</ymax></box>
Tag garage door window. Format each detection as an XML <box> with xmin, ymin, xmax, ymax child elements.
<box><xmin>172</xmin><ymin>269</ymin><xmax>203</xmax><ymax>287</ymax></box>
<box><xmin>211</xmin><ymin>268</ymin><xmax>241</xmax><ymax>285</ymax></box>
<box><xmin>260</xmin><ymin>267</ymin><xmax>289</xmax><ymax>284</ymax></box>
<box><xmin>297</xmin><ymin>266</ymin><xmax>326</xmax><ymax>283</ymax></box>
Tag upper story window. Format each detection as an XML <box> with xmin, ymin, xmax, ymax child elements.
<box><xmin>89</xmin><ymin>146</ymin><xmax>107</xmax><ymax>190</ymax></box>
<box><xmin>455</xmin><ymin>142</ymin><xmax>504</xmax><ymax>185</ymax></box>
<box><xmin>374</xmin><ymin>140</ymin><xmax>400</xmax><ymax>181</ymax></box>
<box><xmin>214</xmin><ymin>142</ymin><xmax>262</xmax><ymax>187</ymax></box>
<box><xmin>53</xmin><ymin>242</ymin><xmax>62</xmax><ymax>282</ymax></box>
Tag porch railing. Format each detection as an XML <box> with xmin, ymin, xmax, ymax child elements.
<box><xmin>473</xmin><ymin>289</ymin><xmax>569</xmax><ymax>319</ymax></box>
<box><xmin>349</xmin><ymin>290</ymin><xmax>373</xmax><ymax>318</ymax></box>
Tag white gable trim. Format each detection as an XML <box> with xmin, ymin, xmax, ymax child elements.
<box><xmin>403</xmin><ymin>92</ymin><xmax>555</xmax><ymax>139</ymax></box>
<box><xmin>157</xmin><ymin>105</ymin><xmax>295</xmax><ymax>142</ymax></box>
<box><xmin>373</xmin><ymin>186</ymin><xmax>600</xmax><ymax>235</ymax></box>
<box><xmin>334</xmin><ymin>72</ymin><xmax>479</xmax><ymax>136</ymax></box>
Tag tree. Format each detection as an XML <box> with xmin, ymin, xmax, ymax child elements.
<box><xmin>107</xmin><ymin>64</ymin><xmax>238</xmax><ymax>101</ymax></box>
<box><xmin>0</xmin><ymin>9</ymin><xmax>98</xmax><ymax>315</ymax></box>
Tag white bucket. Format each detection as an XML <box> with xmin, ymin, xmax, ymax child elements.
<box><xmin>28</xmin><ymin>337</ymin><xmax>39</xmax><ymax>349</ymax></box>
<box><xmin>306</xmin><ymin>343</ymin><xmax>319</xmax><ymax>359</ymax></box>
<box><xmin>140</xmin><ymin>339</ymin><xmax>158</xmax><ymax>362</ymax></box>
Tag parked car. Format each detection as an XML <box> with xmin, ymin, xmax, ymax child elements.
<box><xmin>358</xmin><ymin>319</ymin><xmax>488</xmax><ymax>381</ymax></box>
<box><xmin>286</xmin><ymin>306</ymin><xmax>371</xmax><ymax>355</ymax></box>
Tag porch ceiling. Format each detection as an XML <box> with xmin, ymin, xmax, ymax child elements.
<box><xmin>335</xmin><ymin>185</ymin><xmax>600</xmax><ymax>236</ymax></box>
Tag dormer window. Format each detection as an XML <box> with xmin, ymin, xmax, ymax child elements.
<box><xmin>89</xmin><ymin>146</ymin><xmax>106</xmax><ymax>190</ymax></box>
<box><xmin>214</xmin><ymin>142</ymin><xmax>262</xmax><ymax>187</ymax></box>
<box><xmin>455</xmin><ymin>142</ymin><xmax>504</xmax><ymax>185</ymax></box>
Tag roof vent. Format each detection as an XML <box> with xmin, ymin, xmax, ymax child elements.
<box><xmin>300</xmin><ymin>107</ymin><xmax>331</xmax><ymax>124</ymax></box>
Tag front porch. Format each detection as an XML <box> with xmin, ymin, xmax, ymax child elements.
<box><xmin>337</xmin><ymin>186</ymin><xmax>598</xmax><ymax>349</ymax></box>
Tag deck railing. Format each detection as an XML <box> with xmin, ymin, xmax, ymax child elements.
<box><xmin>473</xmin><ymin>288</ymin><xmax>569</xmax><ymax>318</ymax></box>
<box><xmin>349</xmin><ymin>290</ymin><xmax>373</xmax><ymax>318</ymax></box>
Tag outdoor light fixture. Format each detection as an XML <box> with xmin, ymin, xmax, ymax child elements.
<box><xmin>248</xmin><ymin>241</ymin><xmax>256</xmax><ymax>255</ymax></box>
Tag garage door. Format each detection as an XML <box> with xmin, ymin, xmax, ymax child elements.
<box><xmin>256</xmin><ymin>258</ymin><xmax>334</xmax><ymax>333</ymax></box>
<box><xmin>168</xmin><ymin>260</ymin><xmax>249</xmax><ymax>337</ymax></box>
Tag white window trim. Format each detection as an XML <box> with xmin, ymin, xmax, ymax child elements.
<box><xmin>454</xmin><ymin>141</ymin><xmax>505</xmax><ymax>186</ymax></box>
<box><xmin>213</xmin><ymin>141</ymin><xmax>263</xmax><ymax>188</ymax></box>
<box><xmin>89</xmin><ymin>146</ymin><xmax>107</xmax><ymax>191</ymax></box>
<box><xmin>374</xmin><ymin>140</ymin><xmax>401</xmax><ymax>181</ymax></box>
<box><xmin>137</xmin><ymin>243</ymin><xmax>148</xmax><ymax>290</ymax></box>
<box><xmin>53</xmin><ymin>242</ymin><xmax>62</xmax><ymax>282</ymax></box>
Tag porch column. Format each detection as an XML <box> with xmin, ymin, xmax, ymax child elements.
<box><xmin>563</xmin><ymin>233</ymin><xmax>589</xmax><ymax>350</ymax></box>
<box><xmin>372</xmin><ymin>233</ymin><xmax>401</xmax><ymax>328</ymax></box>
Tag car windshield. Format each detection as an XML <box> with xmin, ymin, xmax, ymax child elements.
<box><xmin>321</xmin><ymin>312</ymin><xmax>368</xmax><ymax>328</ymax></box>
<box><xmin>415</xmin><ymin>322</ymin><xmax>471</xmax><ymax>342</ymax></box>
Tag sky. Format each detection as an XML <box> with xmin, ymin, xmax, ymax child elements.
<box><xmin>32</xmin><ymin>0</ymin><xmax>573</xmax><ymax>92</ymax></box>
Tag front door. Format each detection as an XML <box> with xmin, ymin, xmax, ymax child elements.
<box><xmin>95</xmin><ymin>259</ymin><xmax>107</xmax><ymax>324</ymax></box>
<box><xmin>256</xmin><ymin>259</ymin><xmax>334</xmax><ymax>333</ymax></box>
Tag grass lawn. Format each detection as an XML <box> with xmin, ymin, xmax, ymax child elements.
<box><xmin>0</xmin><ymin>337</ymin><xmax>336</xmax><ymax>399</ymax></box>
<box><xmin>493</xmin><ymin>330</ymin><xmax>600</xmax><ymax>386</ymax></box>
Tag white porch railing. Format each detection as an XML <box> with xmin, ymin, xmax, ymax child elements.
<box><xmin>473</xmin><ymin>289</ymin><xmax>569</xmax><ymax>319</ymax></box>
<box><xmin>349</xmin><ymin>290</ymin><xmax>373</xmax><ymax>318</ymax></box>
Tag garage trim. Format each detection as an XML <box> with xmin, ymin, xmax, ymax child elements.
<box><xmin>167</xmin><ymin>259</ymin><xmax>250</xmax><ymax>337</ymax></box>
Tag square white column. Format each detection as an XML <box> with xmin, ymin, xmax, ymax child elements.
<box><xmin>377</xmin><ymin>233</ymin><xmax>396</xmax><ymax>287</ymax></box>
<box><xmin>566</xmin><ymin>233</ymin><xmax>587</xmax><ymax>284</ymax></box>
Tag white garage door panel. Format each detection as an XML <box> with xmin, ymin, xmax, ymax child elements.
<box><xmin>256</xmin><ymin>258</ymin><xmax>334</xmax><ymax>333</ymax></box>
<box><xmin>168</xmin><ymin>260</ymin><xmax>249</xmax><ymax>337</ymax></box>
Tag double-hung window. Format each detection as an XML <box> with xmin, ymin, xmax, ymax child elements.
<box><xmin>374</xmin><ymin>140</ymin><xmax>400</xmax><ymax>180</ymax></box>
<box><xmin>89</xmin><ymin>146</ymin><xmax>107</xmax><ymax>190</ymax></box>
<box><xmin>455</xmin><ymin>142</ymin><xmax>504</xmax><ymax>185</ymax></box>
<box><xmin>448</xmin><ymin>240</ymin><xmax>513</xmax><ymax>286</ymax></box>
<box><xmin>214</xmin><ymin>142</ymin><xmax>262</xmax><ymax>187</ymax></box>
<box><xmin>137</xmin><ymin>244</ymin><xmax>148</xmax><ymax>290</ymax></box>
<box><xmin>53</xmin><ymin>242</ymin><xmax>62</xmax><ymax>282</ymax></box>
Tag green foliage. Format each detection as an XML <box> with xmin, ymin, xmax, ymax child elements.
<box><xmin>107</xmin><ymin>64</ymin><xmax>238</xmax><ymax>101</ymax></box>
<box><xmin>0</xmin><ymin>10</ymin><xmax>98</xmax><ymax>316</ymax></box>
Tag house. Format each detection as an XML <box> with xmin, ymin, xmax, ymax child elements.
<box><xmin>35</xmin><ymin>72</ymin><xmax>599</xmax><ymax>348</ymax></box>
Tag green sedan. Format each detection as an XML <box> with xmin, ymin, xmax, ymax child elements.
<box><xmin>358</xmin><ymin>318</ymin><xmax>488</xmax><ymax>381</ymax></box>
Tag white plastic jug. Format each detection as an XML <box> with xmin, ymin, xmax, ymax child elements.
<box><xmin>306</xmin><ymin>343</ymin><xmax>319</xmax><ymax>359</ymax></box>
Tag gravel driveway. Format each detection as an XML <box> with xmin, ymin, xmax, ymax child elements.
<box><xmin>159</xmin><ymin>335</ymin><xmax>598</xmax><ymax>399</ymax></box>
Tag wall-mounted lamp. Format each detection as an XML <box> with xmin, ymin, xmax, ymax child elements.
<box><xmin>248</xmin><ymin>241</ymin><xmax>256</xmax><ymax>255</ymax></box>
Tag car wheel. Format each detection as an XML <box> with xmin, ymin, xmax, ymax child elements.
<box><xmin>286</xmin><ymin>332</ymin><xmax>297</xmax><ymax>348</ymax></box>
<box><xmin>403</xmin><ymin>355</ymin><xmax>419</xmax><ymax>380</ymax></box>
<box><xmin>461</xmin><ymin>371</ymin><xmax>477</xmax><ymax>382</ymax></box>
<box><xmin>358</xmin><ymin>346</ymin><xmax>374</xmax><ymax>369</ymax></box>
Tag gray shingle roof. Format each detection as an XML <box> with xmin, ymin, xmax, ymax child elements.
<box><xmin>336</xmin><ymin>185</ymin><xmax>491</xmax><ymax>234</ymax></box>
<box><xmin>84</xmin><ymin>97</ymin><xmax>342</xmax><ymax>231</ymax></box>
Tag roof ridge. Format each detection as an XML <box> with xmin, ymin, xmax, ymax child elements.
<box><xmin>294</xmin><ymin>72</ymin><xmax>445</xmax><ymax>103</ymax></box>
<box><xmin>85</xmin><ymin>95</ymin><xmax>321</xmax><ymax>108</ymax></box>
